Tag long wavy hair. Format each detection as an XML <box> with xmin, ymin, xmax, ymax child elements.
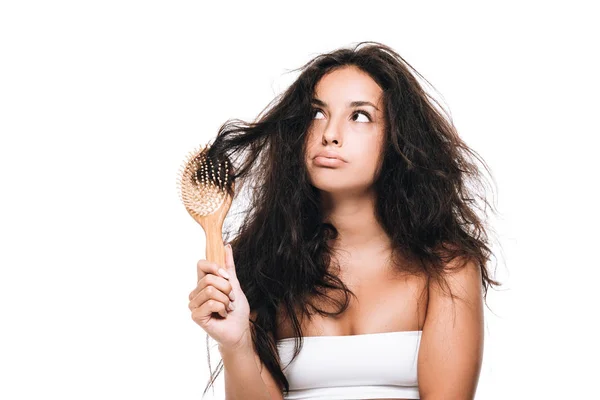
<box><xmin>199</xmin><ymin>41</ymin><xmax>501</xmax><ymax>397</ymax></box>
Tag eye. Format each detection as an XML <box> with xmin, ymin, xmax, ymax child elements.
<box><xmin>351</xmin><ymin>110</ymin><xmax>372</xmax><ymax>123</ymax></box>
<box><xmin>311</xmin><ymin>108</ymin><xmax>325</xmax><ymax>120</ymax></box>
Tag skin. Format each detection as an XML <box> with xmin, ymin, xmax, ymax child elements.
<box><xmin>304</xmin><ymin>65</ymin><xmax>389</xmax><ymax>254</ymax></box>
<box><xmin>294</xmin><ymin>65</ymin><xmax>484</xmax><ymax>399</ymax></box>
<box><xmin>190</xmin><ymin>65</ymin><xmax>484</xmax><ymax>400</ymax></box>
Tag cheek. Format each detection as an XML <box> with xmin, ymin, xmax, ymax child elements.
<box><xmin>347</xmin><ymin>142</ymin><xmax>384</xmax><ymax>182</ymax></box>
<box><xmin>352</xmin><ymin>140</ymin><xmax>381</xmax><ymax>167</ymax></box>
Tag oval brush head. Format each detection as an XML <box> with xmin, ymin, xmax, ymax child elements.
<box><xmin>177</xmin><ymin>144</ymin><xmax>235</xmax><ymax>266</ymax></box>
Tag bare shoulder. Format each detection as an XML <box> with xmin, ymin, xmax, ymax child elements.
<box><xmin>418</xmin><ymin>257</ymin><xmax>484</xmax><ymax>399</ymax></box>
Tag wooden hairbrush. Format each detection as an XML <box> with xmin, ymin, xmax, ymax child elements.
<box><xmin>176</xmin><ymin>144</ymin><xmax>234</xmax><ymax>267</ymax></box>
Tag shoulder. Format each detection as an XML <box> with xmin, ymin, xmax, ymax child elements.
<box><xmin>419</xmin><ymin>257</ymin><xmax>484</xmax><ymax>399</ymax></box>
<box><xmin>429</xmin><ymin>256</ymin><xmax>483</xmax><ymax>301</ymax></box>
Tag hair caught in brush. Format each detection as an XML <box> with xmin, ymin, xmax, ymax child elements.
<box><xmin>200</xmin><ymin>41</ymin><xmax>502</xmax><ymax>397</ymax></box>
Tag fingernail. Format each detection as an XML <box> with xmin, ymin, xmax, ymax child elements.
<box><xmin>229</xmin><ymin>291</ymin><xmax>235</xmax><ymax>301</ymax></box>
<box><xmin>228</xmin><ymin>302</ymin><xmax>236</xmax><ymax>311</ymax></box>
<box><xmin>218</xmin><ymin>268</ymin><xmax>230</xmax><ymax>279</ymax></box>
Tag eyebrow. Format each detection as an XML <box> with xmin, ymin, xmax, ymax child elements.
<box><xmin>311</xmin><ymin>98</ymin><xmax>380</xmax><ymax>111</ymax></box>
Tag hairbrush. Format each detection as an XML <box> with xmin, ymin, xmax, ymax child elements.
<box><xmin>176</xmin><ymin>144</ymin><xmax>234</xmax><ymax>267</ymax></box>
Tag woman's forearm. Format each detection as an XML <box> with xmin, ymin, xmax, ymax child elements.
<box><xmin>218</xmin><ymin>338</ymin><xmax>273</xmax><ymax>400</ymax></box>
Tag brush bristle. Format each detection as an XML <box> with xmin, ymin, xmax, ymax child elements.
<box><xmin>176</xmin><ymin>144</ymin><xmax>231</xmax><ymax>217</ymax></box>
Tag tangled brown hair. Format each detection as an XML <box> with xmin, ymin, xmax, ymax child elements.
<box><xmin>199</xmin><ymin>41</ymin><xmax>502</xmax><ymax>397</ymax></box>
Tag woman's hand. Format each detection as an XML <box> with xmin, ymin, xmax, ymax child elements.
<box><xmin>188</xmin><ymin>244</ymin><xmax>251</xmax><ymax>349</ymax></box>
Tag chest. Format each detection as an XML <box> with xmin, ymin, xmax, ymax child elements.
<box><xmin>275</xmin><ymin>255</ymin><xmax>428</xmax><ymax>340</ymax></box>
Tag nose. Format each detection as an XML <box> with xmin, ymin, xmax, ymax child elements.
<box><xmin>321</xmin><ymin>116</ymin><xmax>342</xmax><ymax>146</ymax></box>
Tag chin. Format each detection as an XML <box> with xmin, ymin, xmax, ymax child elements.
<box><xmin>309</xmin><ymin>178</ymin><xmax>367</xmax><ymax>195</ymax></box>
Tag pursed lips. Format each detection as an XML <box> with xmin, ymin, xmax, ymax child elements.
<box><xmin>314</xmin><ymin>151</ymin><xmax>346</xmax><ymax>162</ymax></box>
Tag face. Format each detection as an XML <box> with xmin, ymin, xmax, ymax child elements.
<box><xmin>304</xmin><ymin>65</ymin><xmax>386</xmax><ymax>196</ymax></box>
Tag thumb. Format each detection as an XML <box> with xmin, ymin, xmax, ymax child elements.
<box><xmin>224</xmin><ymin>243</ymin><xmax>238</xmax><ymax>279</ymax></box>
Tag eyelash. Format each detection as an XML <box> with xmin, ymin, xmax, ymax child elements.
<box><xmin>311</xmin><ymin>108</ymin><xmax>372</xmax><ymax>122</ymax></box>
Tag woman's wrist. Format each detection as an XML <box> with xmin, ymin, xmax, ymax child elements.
<box><xmin>218</xmin><ymin>330</ymin><xmax>253</xmax><ymax>357</ymax></box>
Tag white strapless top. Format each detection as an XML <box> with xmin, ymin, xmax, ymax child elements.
<box><xmin>276</xmin><ymin>330</ymin><xmax>422</xmax><ymax>400</ymax></box>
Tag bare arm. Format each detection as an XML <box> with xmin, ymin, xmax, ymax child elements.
<box><xmin>417</xmin><ymin>258</ymin><xmax>485</xmax><ymax>400</ymax></box>
<box><xmin>219</xmin><ymin>314</ymin><xmax>284</xmax><ymax>400</ymax></box>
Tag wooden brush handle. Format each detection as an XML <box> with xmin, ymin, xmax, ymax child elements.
<box><xmin>203</xmin><ymin>219</ymin><xmax>227</xmax><ymax>267</ymax></box>
<box><xmin>196</xmin><ymin>187</ymin><xmax>234</xmax><ymax>268</ymax></box>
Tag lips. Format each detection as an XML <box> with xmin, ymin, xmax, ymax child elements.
<box><xmin>313</xmin><ymin>156</ymin><xmax>344</xmax><ymax>167</ymax></box>
<box><xmin>314</xmin><ymin>150</ymin><xmax>346</xmax><ymax>162</ymax></box>
<box><xmin>312</xmin><ymin>150</ymin><xmax>346</xmax><ymax>168</ymax></box>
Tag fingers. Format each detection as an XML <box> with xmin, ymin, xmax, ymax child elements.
<box><xmin>189</xmin><ymin>271</ymin><xmax>235</xmax><ymax>303</ymax></box>
<box><xmin>192</xmin><ymin>298</ymin><xmax>229</xmax><ymax>320</ymax></box>
<box><xmin>190</xmin><ymin>250</ymin><xmax>237</xmax><ymax>322</ymax></box>
<box><xmin>196</xmin><ymin>259</ymin><xmax>230</xmax><ymax>284</ymax></box>
<box><xmin>223</xmin><ymin>244</ymin><xmax>238</xmax><ymax>290</ymax></box>
<box><xmin>224</xmin><ymin>244</ymin><xmax>235</xmax><ymax>272</ymax></box>
<box><xmin>188</xmin><ymin>284</ymin><xmax>234</xmax><ymax>313</ymax></box>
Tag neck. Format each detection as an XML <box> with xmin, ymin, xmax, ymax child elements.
<box><xmin>320</xmin><ymin>189</ymin><xmax>391</xmax><ymax>252</ymax></box>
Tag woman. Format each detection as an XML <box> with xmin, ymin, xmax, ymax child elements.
<box><xmin>187</xmin><ymin>41</ymin><xmax>500</xmax><ymax>399</ymax></box>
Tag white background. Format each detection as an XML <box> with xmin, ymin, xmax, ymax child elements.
<box><xmin>1</xmin><ymin>1</ymin><xmax>598</xmax><ymax>399</ymax></box>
